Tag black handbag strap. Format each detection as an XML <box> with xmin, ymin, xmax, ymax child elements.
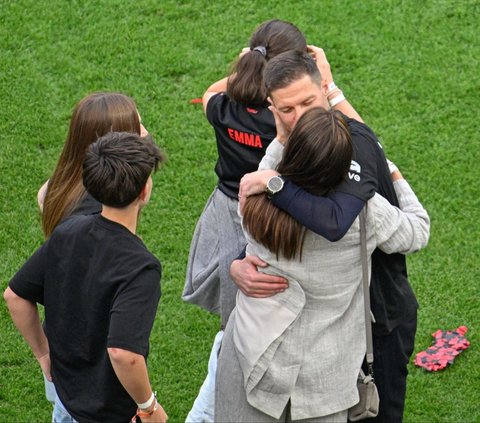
<box><xmin>359</xmin><ymin>206</ymin><xmax>374</xmax><ymax>376</ymax></box>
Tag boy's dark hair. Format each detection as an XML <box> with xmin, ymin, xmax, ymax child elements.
<box><xmin>264</xmin><ymin>50</ymin><xmax>322</xmax><ymax>96</ymax></box>
<box><xmin>83</xmin><ymin>132</ymin><xmax>166</xmax><ymax>208</ymax></box>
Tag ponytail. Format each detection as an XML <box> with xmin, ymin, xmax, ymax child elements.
<box><xmin>227</xmin><ymin>48</ymin><xmax>268</xmax><ymax>105</ymax></box>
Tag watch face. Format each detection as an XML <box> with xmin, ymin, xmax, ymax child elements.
<box><xmin>267</xmin><ymin>176</ymin><xmax>284</xmax><ymax>194</ymax></box>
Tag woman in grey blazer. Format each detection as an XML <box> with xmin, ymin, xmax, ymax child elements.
<box><xmin>215</xmin><ymin>107</ymin><xmax>430</xmax><ymax>422</ymax></box>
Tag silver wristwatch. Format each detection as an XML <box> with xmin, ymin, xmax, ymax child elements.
<box><xmin>265</xmin><ymin>175</ymin><xmax>285</xmax><ymax>198</ymax></box>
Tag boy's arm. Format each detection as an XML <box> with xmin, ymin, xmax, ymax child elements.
<box><xmin>108</xmin><ymin>265</ymin><xmax>166</xmax><ymax>421</ymax></box>
<box><xmin>4</xmin><ymin>244</ymin><xmax>50</xmax><ymax>378</ymax></box>
<box><xmin>3</xmin><ymin>287</ymin><xmax>51</xmax><ymax>380</ymax></box>
<box><xmin>108</xmin><ymin>348</ymin><xmax>168</xmax><ymax>422</ymax></box>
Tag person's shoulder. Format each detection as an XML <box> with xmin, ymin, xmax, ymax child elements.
<box><xmin>208</xmin><ymin>94</ymin><xmax>271</xmax><ymax>119</ymax></box>
<box><xmin>345</xmin><ymin>117</ymin><xmax>385</xmax><ymax>160</ymax></box>
<box><xmin>123</xmin><ymin>233</ymin><xmax>162</xmax><ymax>271</ymax></box>
<box><xmin>206</xmin><ymin>92</ymin><xmax>228</xmax><ymax>114</ymax></box>
<box><xmin>53</xmin><ymin>213</ymin><xmax>94</xmax><ymax>235</ymax></box>
<box><xmin>98</xmin><ymin>228</ymin><xmax>162</xmax><ymax>279</ymax></box>
<box><xmin>345</xmin><ymin>117</ymin><xmax>378</xmax><ymax>141</ymax></box>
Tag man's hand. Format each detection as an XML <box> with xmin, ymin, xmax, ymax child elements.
<box><xmin>268</xmin><ymin>103</ymin><xmax>290</xmax><ymax>144</ymax></box>
<box><xmin>230</xmin><ymin>255</ymin><xmax>288</xmax><ymax>298</ymax></box>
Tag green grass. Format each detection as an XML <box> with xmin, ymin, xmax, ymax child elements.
<box><xmin>1</xmin><ymin>0</ymin><xmax>479</xmax><ymax>421</ymax></box>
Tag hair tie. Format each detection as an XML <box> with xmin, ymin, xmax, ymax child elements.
<box><xmin>252</xmin><ymin>46</ymin><xmax>267</xmax><ymax>57</ymax></box>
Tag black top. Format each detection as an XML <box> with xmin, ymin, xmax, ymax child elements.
<box><xmin>206</xmin><ymin>93</ymin><xmax>276</xmax><ymax>198</ymax></box>
<box><xmin>272</xmin><ymin>118</ymin><xmax>417</xmax><ymax>335</ymax></box>
<box><xmin>71</xmin><ymin>191</ymin><xmax>102</xmax><ymax>216</ymax></box>
<box><xmin>10</xmin><ymin>214</ymin><xmax>161</xmax><ymax>423</ymax></box>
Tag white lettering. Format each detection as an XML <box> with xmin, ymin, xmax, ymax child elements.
<box><xmin>348</xmin><ymin>172</ymin><xmax>360</xmax><ymax>182</ymax></box>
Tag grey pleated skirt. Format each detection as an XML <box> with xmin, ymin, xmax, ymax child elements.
<box><xmin>182</xmin><ymin>187</ymin><xmax>246</xmax><ymax>326</ymax></box>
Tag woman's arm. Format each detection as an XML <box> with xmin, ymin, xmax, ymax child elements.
<box><xmin>375</xmin><ymin>169</ymin><xmax>430</xmax><ymax>254</ymax></box>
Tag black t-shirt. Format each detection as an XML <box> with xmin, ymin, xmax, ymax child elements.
<box><xmin>345</xmin><ymin>119</ymin><xmax>418</xmax><ymax>335</ymax></box>
<box><xmin>206</xmin><ymin>93</ymin><xmax>276</xmax><ymax>198</ymax></box>
<box><xmin>71</xmin><ymin>191</ymin><xmax>102</xmax><ymax>216</ymax></box>
<box><xmin>272</xmin><ymin>118</ymin><xmax>417</xmax><ymax>335</ymax></box>
<box><xmin>9</xmin><ymin>214</ymin><xmax>161</xmax><ymax>423</ymax></box>
<box><xmin>334</xmin><ymin>118</ymin><xmax>380</xmax><ymax>201</ymax></box>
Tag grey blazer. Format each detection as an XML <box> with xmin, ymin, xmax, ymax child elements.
<box><xmin>231</xmin><ymin>179</ymin><xmax>430</xmax><ymax>420</ymax></box>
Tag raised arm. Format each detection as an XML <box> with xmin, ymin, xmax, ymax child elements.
<box><xmin>308</xmin><ymin>45</ymin><xmax>364</xmax><ymax>123</ymax></box>
<box><xmin>202</xmin><ymin>47</ymin><xmax>250</xmax><ymax>114</ymax></box>
<box><xmin>202</xmin><ymin>77</ymin><xmax>228</xmax><ymax>114</ymax></box>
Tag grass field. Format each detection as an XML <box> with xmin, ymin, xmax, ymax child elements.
<box><xmin>1</xmin><ymin>0</ymin><xmax>479</xmax><ymax>422</ymax></box>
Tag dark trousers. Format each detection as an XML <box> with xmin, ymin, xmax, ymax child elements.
<box><xmin>357</xmin><ymin>313</ymin><xmax>417</xmax><ymax>423</ymax></box>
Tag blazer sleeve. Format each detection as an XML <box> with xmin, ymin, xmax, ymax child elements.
<box><xmin>373</xmin><ymin>179</ymin><xmax>430</xmax><ymax>254</ymax></box>
<box><xmin>258</xmin><ymin>138</ymin><xmax>284</xmax><ymax>170</ymax></box>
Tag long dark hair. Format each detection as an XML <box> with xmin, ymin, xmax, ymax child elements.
<box><xmin>242</xmin><ymin>108</ymin><xmax>353</xmax><ymax>260</ymax></box>
<box><xmin>227</xmin><ymin>19</ymin><xmax>306</xmax><ymax>105</ymax></box>
<box><xmin>42</xmin><ymin>92</ymin><xmax>141</xmax><ymax>237</ymax></box>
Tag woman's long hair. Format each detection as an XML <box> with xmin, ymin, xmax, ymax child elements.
<box><xmin>242</xmin><ymin>108</ymin><xmax>353</xmax><ymax>260</ymax></box>
<box><xmin>41</xmin><ymin>92</ymin><xmax>141</xmax><ymax>237</ymax></box>
<box><xmin>227</xmin><ymin>19</ymin><xmax>306</xmax><ymax>105</ymax></box>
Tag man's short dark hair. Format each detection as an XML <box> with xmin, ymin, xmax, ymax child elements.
<box><xmin>264</xmin><ymin>50</ymin><xmax>322</xmax><ymax>95</ymax></box>
<box><xmin>83</xmin><ymin>132</ymin><xmax>166</xmax><ymax>208</ymax></box>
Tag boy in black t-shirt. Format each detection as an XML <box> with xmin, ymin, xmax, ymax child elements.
<box><xmin>4</xmin><ymin>132</ymin><xmax>168</xmax><ymax>423</ymax></box>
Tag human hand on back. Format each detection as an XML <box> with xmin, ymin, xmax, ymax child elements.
<box><xmin>230</xmin><ymin>255</ymin><xmax>288</xmax><ymax>298</ymax></box>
